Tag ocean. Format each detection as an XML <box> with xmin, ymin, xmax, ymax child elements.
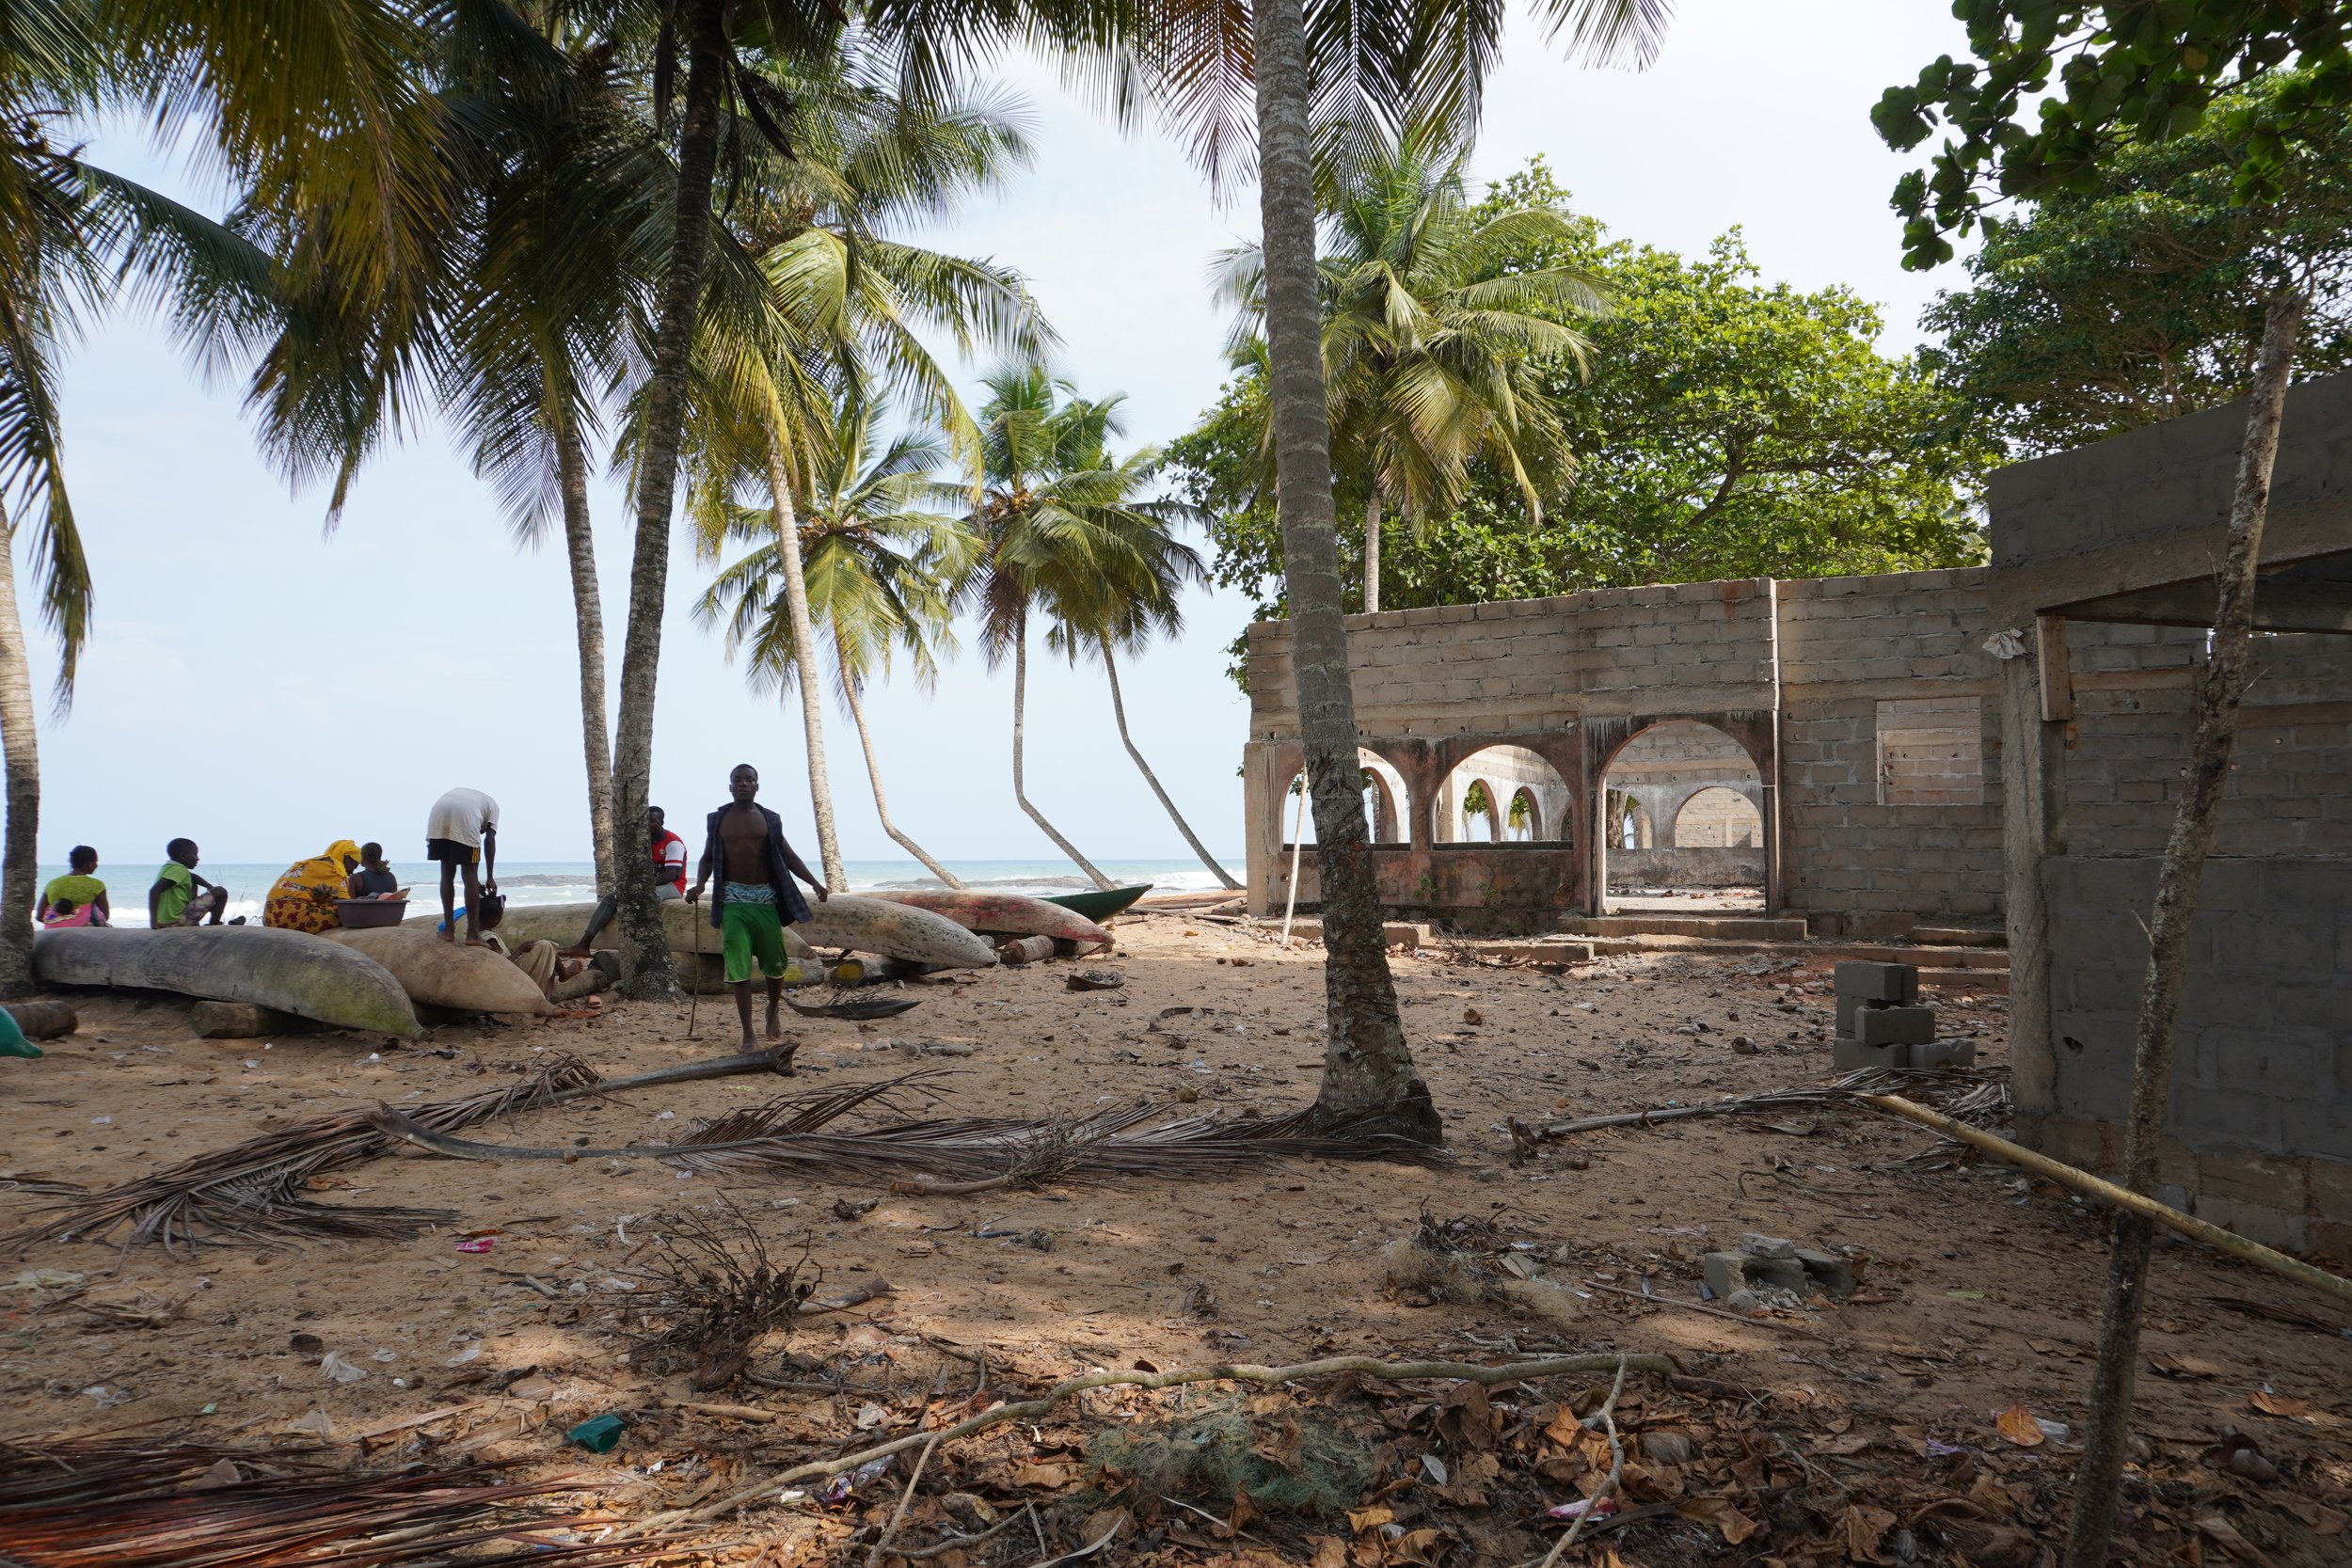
<box><xmin>35</xmin><ymin>858</ymin><xmax>1237</xmax><ymax>928</ymax></box>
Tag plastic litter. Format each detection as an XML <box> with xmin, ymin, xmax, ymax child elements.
<box><xmin>567</xmin><ymin>1414</ymin><xmax>628</xmax><ymax>1453</ymax></box>
<box><xmin>319</xmin><ymin>1351</ymin><xmax>368</xmax><ymax>1383</ymax></box>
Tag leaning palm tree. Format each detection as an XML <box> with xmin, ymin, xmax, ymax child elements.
<box><xmin>1215</xmin><ymin>125</ymin><xmax>1605</xmax><ymax>611</ymax></box>
<box><xmin>962</xmin><ymin>366</ymin><xmax>1188</xmax><ymax>890</ymax></box>
<box><xmin>666</xmin><ymin>49</ymin><xmax>1046</xmax><ymax>892</ymax></box>
<box><xmin>696</xmin><ymin>399</ymin><xmax>975</xmax><ymax>888</ymax></box>
<box><xmin>0</xmin><ymin>6</ymin><xmax>277</xmax><ymax>990</ymax></box>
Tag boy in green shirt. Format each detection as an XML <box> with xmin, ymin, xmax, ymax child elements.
<box><xmin>40</xmin><ymin>846</ymin><xmax>109</xmax><ymax>926</ymax></box>
<box><xmin>149</xmin><ymin>838</ymin><xmax>230</xmax><ymax>927</ymax></box>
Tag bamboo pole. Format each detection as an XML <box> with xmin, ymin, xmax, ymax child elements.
<box><xmin>1862</xmin><ymin>1093</ymin><xmax>2352</xmax><ymax>1308</ymax></box>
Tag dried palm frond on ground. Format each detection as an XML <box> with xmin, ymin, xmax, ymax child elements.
<box><xmin>6</xmin><ymin>1047</ymin><xmax>794</xmax><ymax>1257</ymax></box>
<box><xmin>0</xmin><ymin>1437</ymin><xmax>665</xmax><ymax>1568</ymax></box>
<box><xmin>370</xmin><ymin>1075</ymin><xmax>1451</xmax><ymax>1191</ymax></box>
<box><xmin>1536</xmin><ymin>1063</ymin><xmax>2010</xmax><ymax>1138</ymax></box>
<box><xmin>625</xmin><ymin>1196</ymin><xmax>818</xmax><ymax>1387</ymax></box>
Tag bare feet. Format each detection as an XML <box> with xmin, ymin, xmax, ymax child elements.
<box><xmin>437</xmin><ymin>927</ymin><xmax>456</xmax><ymax>943</ymax></box>
<box><xmin>765</xmin><ymin>1000</ymin><xmax>783</xmax><ymax>1039</ymax></box>
<box><xmin>463</xmin><ymin>937</ymin><xmax>492</xmax><ymax>949</ymax></box>
<box><xmin>738</xmin><ymin>1030</ymin><xmax>759</xmax><ymax>1051</ymax></box>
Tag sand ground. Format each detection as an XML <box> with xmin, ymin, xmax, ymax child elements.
<box><xmin>3</xmin><ymin>912</ymin><xmax>2346</xmax><ymax>1564</ymax></box>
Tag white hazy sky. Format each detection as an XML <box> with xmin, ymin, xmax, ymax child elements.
<box><xmin>31</xmin><ymin>0</ymin><xmax>1969</xmax><ymax>870</ymax></box>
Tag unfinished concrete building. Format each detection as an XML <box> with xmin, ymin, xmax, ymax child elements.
<box><xmin>1240</xmin><ymin>372</ymin><xmax>2349</xmax><ymax>1254</ymax></box>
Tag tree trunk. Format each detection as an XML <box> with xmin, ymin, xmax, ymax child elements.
<box><xmin>1012</xmin><ymin>612</ymin><xmax>1112</xmax><ymax>888</ymax></box>
<box><xmin>2059</xmin><ymin>289</ymin><xmax>2304</xmax><ymax>1568</ymax></box>
<box><xmin>1251</xmin><ymin>0</ymin><xmax>1436</xmax><ymax>1143</ymax></box>
<box><xmin>609</xmin><ymin>0</ymin><xmax>728</xmax><ymax>998</ymax></box>
<box><xmin>1103</xmin><ymin>641</ymin><xmax>1239</xmax><ymax>889</ymax></box>
<box><xmin>842</xmin><ymin>671</ymin><xmax>963</xmax><ymax>889</ymax></box>
<box><xmin>555</xmin><ymin>407</ymin><xmax>617</xmax><ymax>895</ymax></box>
<box><xmin>763</xmin><ymin>422</ymin><xmax>847</xmax><ymax>890</ymax></box>
<box><xmin>1363</xmin><ymin>491</ymin><xmax>1381</xmax><ymax>614</ymax></box>
<box><xmin>0</xmin><ymin>526</ymin><xmax>39</xmax><ymax>995</ymax></box>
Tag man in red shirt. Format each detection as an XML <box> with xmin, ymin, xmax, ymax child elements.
<box><xmin>564</xmin><ymin>805</ymin><xmax>688</xmax><ymax>955</ymax></box>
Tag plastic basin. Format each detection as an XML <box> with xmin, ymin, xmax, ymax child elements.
<box><xmin>336</xmin><ymin>897</ymin><xmax>408</xmax><ymax>929</ymax></box>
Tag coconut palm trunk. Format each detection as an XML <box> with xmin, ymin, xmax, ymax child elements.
<box><xmin>554</xmin><ymin>409</ymin><xmax>618</xmax><ymax>894</ymax></box>
<box><xmin>1250</xmin><ymin>0</ymin><xmax>1438</xmax><ymax>1141</ymax></box>
<box><xmin>762</xmin><ymin>422</ymin><xmax>847</xmax><ymax>890</ymax></box>
<box><xmin>610</xmin><ymin>0</ymin><xmax>728</xmax><ymax>995</ymax></box>
<box><xmin>841</xmin><ymin>672</ymin><xmax>963</xmax><ymax>889</ymax></box>
<box><xmin>1363</xmin><ymin>492</ymin><xmax>1381</xmax><ymax>613</ymax></box>
<box><xmin>0</xmin><ymin>527</ymin><xmax>39</xmax><ymax>994</ymax></box>
<box><xmin>1012</xmin><ymin>611</ymin><xmax>1111</xmax><ymax>888</ymax></box>
<box><xmin>1102</xmin><ymin>640</ymin><xmax>1238</xmax><ymax>889</ymax></box>
<box><xmin>2060</xmin><ymin>289</ymin><xmax>2304</xmax><ymax>1568</ymax></box>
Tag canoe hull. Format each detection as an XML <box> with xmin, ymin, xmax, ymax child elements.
<box><xmin>871</xmin><ymin>890</ymin><xmax>1111</xmax><ymax>945</ymax></box>
<box><xmin>1042</xmin><ymin>884</ymin><xmax>1153</xmax><ymax>923</ymax></box>
<box><xmin>402</xmin><ymin>899</ymin><xmax>811</xmax><ymax>959</ymax></box>
<box><xmin>325</xmin><ymin>928</ymin><xmax>554</xmax><ymax>1017</ymax></box>
<box><xmin>791</xmin><ymin>895</ymin><xmax>997</xmax><ymax>969</ymax></box>
<box><xmin>32</xmin><ymin>927</ymin><xmax>422</xmax><ymax>1038</ymax></box>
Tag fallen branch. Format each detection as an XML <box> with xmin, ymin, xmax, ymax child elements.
<box><xmin>1540</xmin><ymin>1065</ymin><xmax>2007</xmax><ymax>1139</ymax></box>
<box><xmin>1538</xmin><ymin>1355</ymin><xmax>1629</xmax><ymax>1568</ymax></box>
<box><xmin>792</xmin><ymin>1278</ymin><xmax>893</xmax><ymax>1317</ymax></box>
<box><xmin>866</xmin><ymin>1432</ymin><xmax>945</xmax><ymax>1568</ymax></box>
<box><xmin>619</xmin><ymin>1352</ymin><xmax>1678</xmax><ymax>1537</ymax></box>
<box><xmin>1861</xmin><ymin>1094</ymin><xmax>2352</xmax><ymax>1308</ymax></box>
<box><xmin>1582</xmin><ymin>1280</ymin><xmax>1834</xmax><ymax>1341</ymax></box>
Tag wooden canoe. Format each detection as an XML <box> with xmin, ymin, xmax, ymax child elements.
<box><xmin>791</xmin><ymin>895</ymin><xmax>997</xmax><ymax>969</ymax></box>
<box><xmin>870</xmin><ymin>890</ymin><xmax>1111</xmax><ymax>945</ymax></box>
<box><xmin>32</xmin><ymin>927</ymin><xmax>422</xmax><ymax>1038</ymax></box>
<box><xmin>325</xmin><ymin>928</ymin><xmax>553</xmax><ymax>1017</ymax></box>
<box><xmin>403</xmin><ymin>898</ymin><xmax>811</xmax><ymax>959</ymax></box>
<box><xmin>1042</xmin><ymin>884</ymin><xmax>1153</xmax><ymax>923</ymax></box>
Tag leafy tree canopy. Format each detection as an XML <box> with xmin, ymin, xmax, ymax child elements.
<box><xmin>1918</xmin><ymin>71</ymin><xmax>2352</xmax><ymax>456</ymax></box>
<box><xmin>1169</xmin><ymin>158</ymin><xmax>1993</xmax><ymax>653</ymax></box>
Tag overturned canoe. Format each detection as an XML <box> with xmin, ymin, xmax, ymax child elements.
<box><xmin>792</xmin><ymin>895</ymin><xmax>997</xmax><ymax>970</ymax></box>
<box><xmin>32</xmin><ymin>927</ymin><xmax>422</xmax><ymax>1038</ymax></box>
<box><xmin>325</xmin><ymin>927</ymin><xmax>553</xmax><ymax>1017</ymax></box>
<box><xmin>403</xmin><ymin>898</ymin><xmax>811</xmax><ymax>959</ymax></box>
<box><xmin>1043</xmin><ymin>884</ymin><xmax>1153</xmax><ymax>923</ymax></box>
<box><xmin>871</xmin><ymin>890</ymin><xmax>1112</xmax><ymax>946</ymax></box>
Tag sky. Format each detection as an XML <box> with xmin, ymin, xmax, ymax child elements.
<box><xmin>29</xmin><ymin>0</ymin><xmax>1973</xmax><ymax>872</ymax></box>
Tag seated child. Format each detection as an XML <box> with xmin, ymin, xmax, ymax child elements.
<box><xmin>347</xmin><ymin>842</ymin><xmax>402</xmax><ymax>899</ymax></box>
<box><xmin>40</xmin><ymin>847</ymin><xmax>109</xmax><ymax>927</ymax></box>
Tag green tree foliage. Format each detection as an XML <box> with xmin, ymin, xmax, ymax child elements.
<box><xmin>1919</xmin><ymin>75</ymin><xmax>2352</xmax><ymax>456</ymax></box>
<box><xmin>1171</xmin><ymin>159</ymin><xmax>1992</xmax><ymax>639</ymax></box>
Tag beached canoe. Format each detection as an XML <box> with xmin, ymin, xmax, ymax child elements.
<box><xmin>870</xmin><ymin>890</ymin><xmax>1112</xmax><ymax>945</ymax></box>
<box><xmin>1042</xmin><ymin>884</ymin><xmax>1153</xmax><ymax>923</ymax></box>
<box><xmin>791</xmin><ymin>895</ymin><xmax>997</xmax><ymax>969</ymax></box>
<box><xmin>401</xmin><ymin>898</ymin><xmax>811</xmax><ymax>959</ymax></box>
<box><xmin>31</xmin><ymin>927</ymin><xmax>422</xmax><ymax>1038</ymax></box>
<box><xmin>325</xmin><ymin>928</ymin><xmax>554</xmax><ymax>1017</ymax></box>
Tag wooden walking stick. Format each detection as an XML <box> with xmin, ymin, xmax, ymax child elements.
<box><xmin>685</xmin><ymin>901</ymin><xmax>704</xmax><ymax>1040</ymax></box>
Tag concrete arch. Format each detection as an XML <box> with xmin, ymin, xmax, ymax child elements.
<box><xmin>1673</xmin><ymin>784</ymin><xmax>1763</xmax><ymax>848</ymax></box>
<box><xmin>1278</xmin><ymin>748</ymin><xmax>1412</xmax><ymax>847</ymax></box>
<box><xmin>1583</xmin><ymin>710</ymin><xmax>1779</xmax><ymax>914</ymax></box>
<box><xmin>1438</xmin><ymin>743</ymin><xmax>1574</xmax><ymax>846</ymax></box>
<box><xmin>1507</xmin><ymin>786</ymin><xmax>1541</xmax><ymax>840</ymax></box>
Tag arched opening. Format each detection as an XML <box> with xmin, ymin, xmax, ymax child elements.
<box><xmin>1599</xmin><ymin>720</ymin><xmax>1765</xmax><ymax>911</ymax></box>
<box><xmin>1674</xmin><ymin>785</ymin><xmax>1762</xmax><ymax>847</ymax></box>
<box><xmin>1281</xmin><ymin>750</ymin><xmax>1411</xmax><ymax>847</ymax></box>
<box><xmin>1507</xmin><ymin>786</ymin><xmax>1540</xmax><ymax>841</ymax></box>
<box><xmin>1438</xmin><ymin>745</ymin><xmax>1571</xmax><ymax>846</ymax></box>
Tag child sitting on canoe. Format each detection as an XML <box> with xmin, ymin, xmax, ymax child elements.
<box><xmin>150</xmin><ymin>839</ymin><xmax>230</xmax><ymax>927</ymax></box>
<box><xmin>40</xmin><ymin>847</ymin><xmax>109</xmax><ymax>927</ymax></box>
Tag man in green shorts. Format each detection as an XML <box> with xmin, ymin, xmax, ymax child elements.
<box><xmin>685</xmin><ymin>764</ymin><xmax>828</xmax><ymax>1053</ymax></box>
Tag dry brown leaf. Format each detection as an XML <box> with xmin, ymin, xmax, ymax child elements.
<box><xmin>1386</xmin><ymin>1526</ymin><xmax>1451</xmax><ymax>1566</ymax></box>
<box><xmin>1009</xmin><ymin>1460</ymin><xmax>1081</xmax><ymax>1489</ymax></box>
<box><xmin>1676</xmin><ymin>1496</ymin><xmax>1758</xmax><ymax>1544</ymax></box>
<box><xmin>1842</xmin><ymin>1502</ymin><xmax>1899</xmax><ymax>1564</ymax></box>
<box><xmin>1346</xmin><ymin>1504</ymin><xmax>1395</xmax><ymax>1535</ymax></box>
<box><xmin>2281</xmin><ymin>1500</ymin><xmax>2347</xmax><ymax>1536</ymax></box>
<box><xmin>2249</xmin><ymin>1389</ymin><xmax>2314</xmax><ymax>1419</ymax></box>
<box><xmin>2197</xmin><ymin>1514</ymin><xmax>2280</xmax><ymax>1568</ymax></box>
<box><xmin>2147</xmin><ymin>1351</ymin><xmax>2218</xmax><ymax>1379</ymax></box>
<box><xmin>1994</xmin><ymin>1404</ymin><xmax>2045</xmax><ymax>1447</ymax></box>
<box><xmin>1310</xmin><ymin>1537</ymin><xmax>1349</xmax><ymax>1568</ymax></box>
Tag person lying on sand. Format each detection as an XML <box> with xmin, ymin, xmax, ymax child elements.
<box><xmin>438</xmin><ymin>895</ymin><xmax>606</xmax><ymax>1002</ymax></box>
<box><xmin>687</xmin><ymin>763</ymin><xmax>828</xmax><ymax>1050</ymax></box>
<box><xmin>150</xmin><ymin>839</ymin><xmax>230</xmax><ymax>927</ymax></box>
<box><xmin>40</xmin><ymin>847</ymin><xmax>109</xmax><ymax>927</ymax></box>
<box><xmin>425</xmin><ymin>786</ymin><xmax>500</xmax><ymax>945</ymax></box>
<box><xmin>346</xmin><ymin>842</ymin><xmax>401</xmax><ymax>899</ymax></box>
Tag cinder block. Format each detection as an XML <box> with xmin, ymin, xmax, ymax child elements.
<box><xmin>1833</xmin><ymin>1037</ymin><xmax>1906</xmax><ymax>1073</ymax></box>
<box><xmin>1906</xmin><ymin>1037</ymin><xmax>1978</xmax><ymax>1070</ymax></box>
<box><xmin>1854</xmin><ymin>1006</ymin><xmax>1937</xmax><ymax>1047</ymax></box>
<box><xmin>1835</xmin><ymin>960</ymin><xmax>1918</xmax><ymax>1004</ymax></box>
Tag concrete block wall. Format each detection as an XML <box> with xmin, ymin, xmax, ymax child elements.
<box><xmin>2041</xmin><ymin>854</ymin><xmax>2352</xmax><ymax>1258</ymax></box>
<box><xmin>1774</xmin><ymin>571</ymin><xmax>2006</xmax><ymax>935</ymax></box>
<box><xmin>1606</xmin><ymin>846</ymin><xmax>1767</xmax><ymax>888</ymax></box>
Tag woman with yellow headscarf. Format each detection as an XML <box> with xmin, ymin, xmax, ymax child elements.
<box><xmin>262</xmin><ymin>840</ymin><xmax>362</xmax><ymax>934</ymax></box>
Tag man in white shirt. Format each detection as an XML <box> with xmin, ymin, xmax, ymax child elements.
<box><xmin>425</xmin><ymin>785</ymin><xmax>500</xmax><ymax>945</ymax></box>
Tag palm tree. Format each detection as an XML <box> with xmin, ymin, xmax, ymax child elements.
<box><xmin>697</xmin><ymin>398</ymin><xmax>975</xmax><ymax>887</ymax></box>
<box><xmin>667</xmin><ymin>50</ymin><xmax>1047</xmax><ymax>894</ymax></box>
<box><xmin>0</xmin><ymin>6</ymin><xmax>277</xmax><ymax>990</ymax></box>
<box><xmin>963</xmin><ymin>365</ymin><xmax>1189</xmax><ymax>890</ymax></box>
<box><xmin>1216</xmin><ymin>126</ymin><xmax>1605</xmax><ymax>611</ymax></box>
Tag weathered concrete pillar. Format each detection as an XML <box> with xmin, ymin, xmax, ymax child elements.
<box><xmin>2001</xmin><ymin>635</ymin><xmax>2067</xmax><ymax>1145</ymax></box>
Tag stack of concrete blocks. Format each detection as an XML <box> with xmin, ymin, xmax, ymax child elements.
<box><xmin>1832</xmin><ymin>959</ymin><xmax>1975</xmax><ymax>1070</ymax></box>
<box><xmin>1702</xmin><ymin>1232</ymin><xmax>1858</xmax><ymax>1312</ymax></box>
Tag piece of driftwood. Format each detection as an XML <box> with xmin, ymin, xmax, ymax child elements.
<box><xmin>1540</xmin><ymin>1065</ymin><xmax>2009</xmax><ymax>1137</ymax></box>
<box><xmin>1862</xmin><ymin>1093</ymin><xmax>2352</xmax><ymax>1308</ymax></box>
<box><xmin>4</xmin><ymin>1000</ymin><xmax>78</xmax><ymax>1038</ymax></box>
<box><xmin>622</xmin><ymin>1352</ymin><xmax>1681</xmax><ymax>1536</ymax></box>
<box><xmin>785</xmin><ymin>995</ymin><xmax>920</xmax><ymax>1022</ymax></box>
<box><xmin>996</xmin><ymin>936</ymin><xmax>1055</xmax><ymax>966</ymax></box>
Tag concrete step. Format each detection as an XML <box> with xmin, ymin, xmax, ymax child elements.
<box><xmin>1829</xmin><ymin>943</ymin><xmax>2009</xmax><ymax>970</ymax></box>
<box><xmin>1556</xmin><ymin>914</ymin><xmax>1809</xmax><ymax>941</ymax></box>
<box><xmin>1921</xmin><ymin>967</ymin><xmax>2009</xmax><ymax>994</ymax></box>
<box><xmin>1911</xmin><ymin>926</ymin><xmax>2008</xmax><ymax>948</ymax></box>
